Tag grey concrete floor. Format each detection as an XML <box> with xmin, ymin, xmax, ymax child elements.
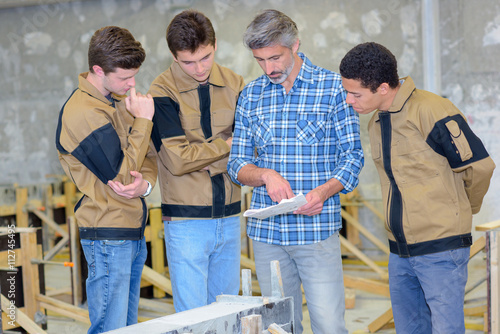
<box><xmin>38</xmin><ymin>253</ymin><xmax>487</xmax><ymax>334</ymax></box>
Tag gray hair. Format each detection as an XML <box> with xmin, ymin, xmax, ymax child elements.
<box><xmin>243</xmin><ymin>9</ymin><xmax>299</xmax><ymax>50</ymax></box>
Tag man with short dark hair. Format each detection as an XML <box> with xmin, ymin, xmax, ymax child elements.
<box><xmin>148</xmin><ymin>10</ymin><xmax>244</xmax><ymax>312</ymax></box>
<box><xmin>228</xmin><ymin>9</ymin><xmax>364</xmax><ymax>334</ymax></box>
<box><xmin>340</xmin><ymin>42</ymin><xmax>495</xmax><ymax>334</ymax></box>
<box><xmin>56</xmin><ymin>26</ymin><xmax>156</xmax><ymax>333</ymax></box>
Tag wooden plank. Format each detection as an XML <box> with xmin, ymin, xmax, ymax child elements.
<box><xmin>241</xmin><ymin>314</ymin><xmax>262</xmax><ymax>334</ymax></box>
<box><xmin>141</xmin><ymin>265</ymin><xmax>173</xmax><ymax>295</ymax></box>
<box><xmin>1</xmin><ymin>294</ymin><xmax>47</xmax><ymax>334</ymax></box>
<box><xmin>63</xmin><ymin>181</ymin><xmax>77</xmax><ymax>219</ymax></box>
<box><xmin>476</xmin><ymin>220</ymin><xmax>500</xmax><ymax>232</ymax></box>
<box><xmin>464</xmin><ymin>304</ymin><xmax>487</xmax><ymax>316</ymax></box>
<box><xmin>270</xmin><ymin>260</ymin><xmax>284</xmax><ymax>298</ymax></box>
<box><xmin>240</xmin><ymin>255</ymin><xmax>256</xmax><ymax>273</ymax></box>
<box><xmin>470</xmin><ymin>236</ymin><xmax>486</xmax><ymax>258</ymax></box>
<box><xmin>368</xmin><ymin>307</ymin><xmax>393</xmax><ymax>333</ymax></box>
<box><xmin>68</xmin><ymin>216</ymin><xmax>83</xmax><ymax>306</ymax></box>
<box><xmin>30</xmin><ymin>208</ymin><xmax>68</xmax><ymax>238</ymax></box>
<box><xmin>359</xmin><ymin>197</ymin><xmax>385</xmax><ymax>222</ymax></box>
<box><xmin>16</xmin><ymin>187</ymin><xmax>28</xmax><ymax>227</ymax></box>
<box><xmin>138</xmin><ymin>298</ymin><xmax>175</xmax><ymax>314</ymax></box>
<box><xmin>340</xmin><ymin>235</ymin><xmax>388</xmax><ymax>280</ymax></box>
<box><xmin>487</xmin><ymin>230</ymin><xmax>500</xmax><ymax>334</ymax></box>
<box><xmin>242</xmin><ymin>269</ymin><xmax>252</xmax><ymax>296</ymax></box>
<box><xmin>267</xmin><ymin>322</ymin><xmax>289</xmax><ymax>334</ymax></box>
<box><xmin>149</xmin><ymin>208</ymin><xmax>166</xmax><ymax>299</ymax></box>
<box><xmin>345</xmin><ymin>287</ymin><xmax>356</xmax><ymax>309</ymax></box>
<box><xmin>20</xmin><ymin>231</ymin><xmax>41</xmax><ymax>320</ymax></box>
<box><xmin>37</xmin><ymin>294</ymin><xmax>90</xmax><ymax>324</ymax></box>
<box><xmin>341</xmin><ymin>190</ymin><xmax>361</xmax><ymax>246</ymax></box>
<box><xmin>341</xmin><ymin>208</ymin><xmax>390</xmax><ymax>255</ymax></box>
<box><xmin>0</xmin><ymin>245</ymin><xmax>43</xmax><ymax>267</ymax></box>
<box><xmin>344</xmin><ymin>275</ymin><xmax>390</xmax><ymax>297</ymax></box>
<box><xmin>0</xmin><ymin>205</ymin><xmax>15</xmax><ymax>217</ymax></box>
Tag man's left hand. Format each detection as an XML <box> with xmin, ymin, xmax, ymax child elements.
<box><xmin>108</xmin><ymin>171</ymin><xmax>148</xmax><ymax>199</ymax></box>
<box><xmin>294</xmin><ymin>187</ymin><xmax>329</xmax><ymax>216</ymax></box>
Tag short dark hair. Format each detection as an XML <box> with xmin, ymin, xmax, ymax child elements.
<box><xmin>166</xmin><ymin>9</ymin><xmax>216</xmax><ymax>57</ymax></box>
<box><xmin>339</xmin><ymin>42</ymin><xmax>399</xmax><ymax>93</ymax></box>
<box><xmin>88</xmin><ymin>26</ymin><xmax>145</xmax><ymax>74</ymax></box>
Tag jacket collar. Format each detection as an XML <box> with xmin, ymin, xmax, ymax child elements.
<box><xmin>387</xmin><ymin>76</ymin><xmax>415</xmax><ymax>112</ymax></box>
<box><xmin>78</xmin><ymin>72</ymin><xmax>123</xmax><ymax>106</ymax></box>
<box><xmin>373</xmin><ymin>76</ymin><xmax>416</xmax><ymax>122</ymax></box>
<box><xmin>170</xmin><ymin>61</ymin><xmax>225</xmax><ymax>93</ymax></box>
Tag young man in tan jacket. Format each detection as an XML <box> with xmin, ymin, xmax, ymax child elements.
<box><xmin>148</xmin><ymin>10</ymin><xmax>244</xmax><ymax>312</ymax></box>
<box><xmin>340</xmin><ymin>42</ymin><xmax>495</xmax><ymax>334</ymax></box>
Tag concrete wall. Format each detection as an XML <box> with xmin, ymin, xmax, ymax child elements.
<box><xmin>0</xmin><ymin>0</ymin><xmax>498</xmax><ymax>247</ymax></box>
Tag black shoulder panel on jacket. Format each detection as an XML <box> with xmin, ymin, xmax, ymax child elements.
<box><xmin>151</xmin><ymin>96</ymin><xmax>183</xmax><ymax>152</ymax></box>
<box><xmin>71</xmin><ymin>123</ymin><xmax>124</xmax><ymax>184</ymax></box>
<box><xmin>426</xmin><ymin>114</ymin><xmax>490</xmax><ymax>169</ymax></box>
<box><xmin>55</xmin><ymin>88</ymin><xmax>78</xmax><ymax>154</ymax></box>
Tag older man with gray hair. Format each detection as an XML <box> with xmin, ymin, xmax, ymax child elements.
<box><xmin>228</xmin><ymin>9</ymin><xmax>364</xmax><ymax>334</ymax></box>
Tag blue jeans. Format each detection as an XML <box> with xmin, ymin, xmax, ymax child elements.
<box><xmin>253</xmin><ymin>232</ymin><xmax>347</xmax><ymax>334</ymax></box>
<box><xmin>80</xmin><ymin>237</ymin><xmax>147</xmax><ymax>334</ymax></box>
<box><xmin>389</xmin><ymin>248</ymin><xmax>470</xmax><ymax>334</ymax></box>
<box><xmin>164</xmin><ymin>216</ymin><xmax>241</xmax><ymax>312</ymax></box>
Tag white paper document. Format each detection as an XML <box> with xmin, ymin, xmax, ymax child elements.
<box><xmin>243</xmin><ymin>193</ymin><xmax>308</xmax><ymax>219</ymax></box>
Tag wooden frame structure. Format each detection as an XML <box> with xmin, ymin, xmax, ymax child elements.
<box><xmin>477</xmin><ymin>220</ymin><xmax>500</xmax><ymax>334</ymax></box>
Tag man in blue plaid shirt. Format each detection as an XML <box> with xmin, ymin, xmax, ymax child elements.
<box><xmin>227</xmin><ymin>9</ymin><xmax>364</xmax><ymax>334</ymax></box>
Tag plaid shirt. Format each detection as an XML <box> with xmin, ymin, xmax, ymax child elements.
<box><xmin>228</xmin><ymin>53</ymin><xmax>364</xmax><ymax>246</ymax></box>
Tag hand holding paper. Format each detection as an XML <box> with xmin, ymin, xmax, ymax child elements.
<box><xmin>243</xmin><ymin>193</ymin><xmax>308</xmax><ymax>219</ymax></box>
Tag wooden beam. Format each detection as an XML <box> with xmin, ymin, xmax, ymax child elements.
<box><xmin>138</xmin><ymin>298</ymin><xmax>175</xmax><ymax>314</ymax></box>
<box><xmin>68</xmin><ymin>216</ymin><xmax>83</xmax><ymax>306</ymax></box>
<box><xmin>487</xmin><ymin>230</ymin><xmax>500</xmax><ymax>333</ymax></box>
<box><xmin>476</xmin><ymin>220</ymin><xmax>500</xmax><ymax>232</ymax></box>
<box><xmin>344</xmin><ymin>275</ymin><xmax>390</xmax><ymax>298</ymax></box>
<box><xmin>16</xmin><ymin>187</ymin><xmax>29</xmax><ymax>227</ymax></box>
<box><xmin>20</xmin><ymin>230</ymin><xmax>41</xmax><ymax>320</ymax></box>
<box><xmin>241</xmin><ymin>255</ymin><xmax>256</xmax><ymax>272</ymax></box>
<box><xmin>358</xmin><ymin>197</ymin><xmax>385</xmax><ymax>222</ymax></box>
<box><xmin>464</xmin><ymin>305</ymin><xmax>487</xmax><ymax>316</ymax></box>
<box><xmin>340</xmin><ymin>235</ymin><xmax>388</xmax><ymax>280</ymax></box>
<box><xmin>368</xmin><ymin>307</ymin><xmax>393</xmax><ymax>333</ymax></box>
<box><xmin>267</xmin><ymin>322</ymin><xmax>289</xmax><ymax>334</ymax></box>
<box><xmin>37</xmin><ymin>294</ymin><xmax>90</xmax><ymax>324</ymax></box>
<box><xmin>341</xmin><ymin>208</ymin><xmax>390</xmax><ymax>255</ymax></box>
<box><xmin>1</xmin><ymin>294</ymin><xmax>47</xmax><ymax>334</ymax></box>
<box><xmin>242</xmin><ymin>314</ymin><xmax>262</xmax><ymax>334</ymax></box>
<box><xmin>149</xmin><ymin>208</ymin><xmax>166</xmax><ymax>298</ymax></box>
<box><xmin>470</xmin><ymin>236</ymin><xmax>486</xmax><ymax>258</ymax></box>
<box><xmin>141</xmin><ymin>265</ymin><xmax>173</xmax><ymax>296</ymax></box>
<box><xmin>64</xmin><ymin>181</ymin><xmax>77</xmax><ymax>219</ymax></box>
<box><xmin>30</xmin><ymin>208</ymin><xmax>68</xmax><ymax>238</ymax></box>
<box><xmin>0</xmin><ymin>245</ymin><xmax>43</xmax><ymax>267</ymax></box>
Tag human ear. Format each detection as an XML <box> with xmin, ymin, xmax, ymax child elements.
<box><xmin>92</xmin><ymin>65</ymin><xmax>105</xmax><ymax>76</ymax></box>
<box><xmin>378</xmin><ymin>83</ymin><xmax>390</xmax><ymax>95</ymax></box>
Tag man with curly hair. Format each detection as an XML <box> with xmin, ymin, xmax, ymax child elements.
<box><xmin>340</xmin><ymin>42</ymin><xmax>495</xmax><ymax>334</ymax></box>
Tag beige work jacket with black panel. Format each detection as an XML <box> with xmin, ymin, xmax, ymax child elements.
<box><xmin>368</xmin><ymin>76</ymin><xmax>495</xmax><ymax>257</ymax></box>
<box><xmin>56</xmin><ymin>72</ymin><xmax>157</xmax><ymax>240</ymax></box>
<box><xmin>149</xmin><ymin>62</ymin><xmax>245</xmax><ymax>219</ymax></box>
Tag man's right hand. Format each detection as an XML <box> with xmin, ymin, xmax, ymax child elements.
<box><xmin>125</xmin><ymin>87</ymin><xmax>154</xmax><ymax>120</ymax></box>
<box><xmin>262</xmin><ymin>169</ymin><xmax>295</xmax><ymax>203</ymax></box>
